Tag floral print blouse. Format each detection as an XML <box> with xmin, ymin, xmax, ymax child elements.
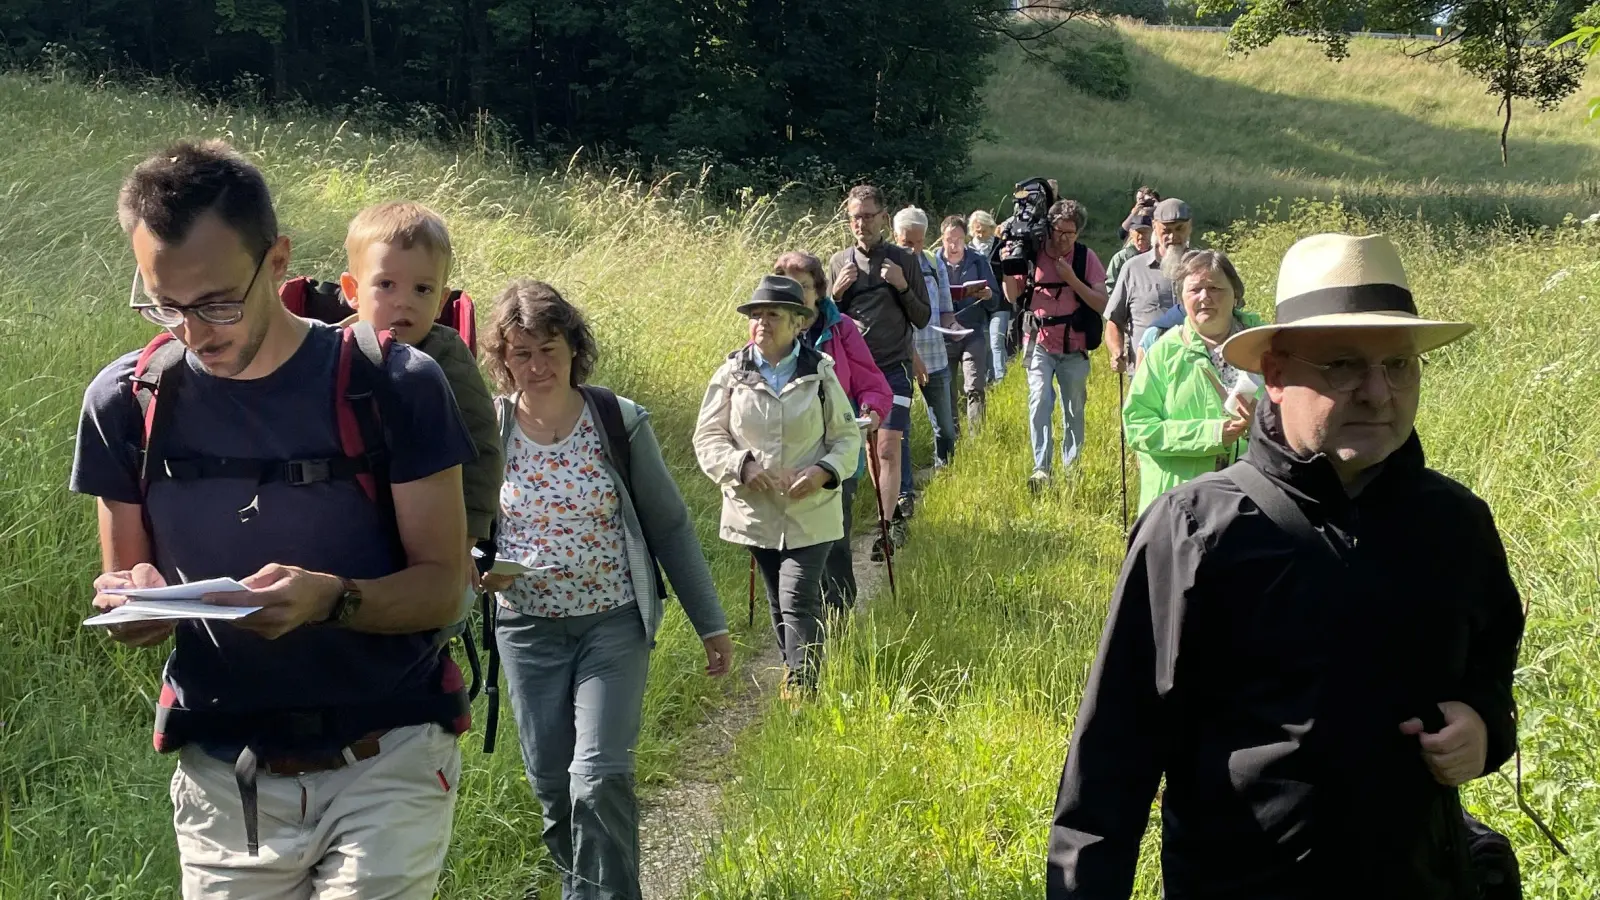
<box><xmin>495</xmin><ymin>407</ymin><xmax>635</xmax><ymax>617</ymax></box>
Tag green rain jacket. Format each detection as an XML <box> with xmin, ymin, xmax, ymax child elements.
<box><xmin>1122</xmin><ymin>310</ymin><xmax>1266</xmax><ymax>514</ymax></box>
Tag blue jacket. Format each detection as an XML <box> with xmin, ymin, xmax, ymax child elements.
<box><xmin>936</xmin><ymin>245</ymin><xmax>1003</xmax><ymax>330</ymax></box>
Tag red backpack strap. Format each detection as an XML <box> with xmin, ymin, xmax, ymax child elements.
<box><xmin>131</xmin><ymin>333</ymin><xmax>187</xmax><ymax>496</ymax></box>
<box><xmin>335</xmin><ymin>322</ymin><xmax>394</xmax><ymax>505</ymax></box>
<box><xmin>438</xmin><ymin>290</ymin><xmax>477</xmax><ymax>358</ymax></box>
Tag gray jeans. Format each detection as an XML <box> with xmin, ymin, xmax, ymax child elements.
<box><xmin>947</xmin><ymin>330</ymin><xmax>988</xmax><ymax>434</ymax></box>
<box><xmin>494</xmin><ymin>602</ymin><xmax>650</xmax><ymax>900</ymax></box>
<box><xmin>822</xmin><ymin>475</ymin><xmax>859</xmax><ymax>614</ymax></box>
<box><xmin>750</xmin><ymin>542</ymin><xmax>831</xmax><ymax>687</ymax></box>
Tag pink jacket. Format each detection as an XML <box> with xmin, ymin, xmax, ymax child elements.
<box><xmin>810</xmin><ymin>298</ymin><xmax>892</xmax><ymax>421</ymax></box>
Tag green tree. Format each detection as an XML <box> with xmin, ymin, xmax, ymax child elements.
<box><xmin>1552</xmin><ymin>2</ymin><xmax>1600</xmax><ymax>120</ymax></box>
<box><xmin>0</xmin><ymin>0</ymin><xmax>1010</xmax><ymax>200</ymax></box>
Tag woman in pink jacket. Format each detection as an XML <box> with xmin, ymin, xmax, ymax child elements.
<box><xmin>775</xmin><ymin>251</ymin><xmax>893</xmax><ymax>614</ymax></box>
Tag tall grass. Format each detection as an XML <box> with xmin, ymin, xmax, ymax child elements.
<box><xmin>974</xmin><ymin>24</ymin><xmax>1600</xmax><ymax>243</ymax></box>
<box><xmin>694</xmin><ymin>201</ymin><xmax>1600</xmax><ymax>898</ymax></box>
<box><xmin>0</xmin><ymin>71</ymin><xmax>839</xmax><ymax>899</ymax></box>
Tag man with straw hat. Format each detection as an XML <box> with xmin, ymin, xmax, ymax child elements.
<box><xmin>1048</xmin><ymin>233</ymin><xmax>1526</xmax><ymax>899</ymax></box>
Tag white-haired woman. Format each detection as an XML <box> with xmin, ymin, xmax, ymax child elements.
<box><xmin>968</xmin><ymin>209</ymin><xmax>1009</xmax><ymax>381</ymax></box>
<box><xmin>968</xmin><ymin>209</ymin><xmax>998</xmax><ymax>258</ymax></box>
<box><xmin>693</xmin><ymin>275</ymin><xmax>861</xmax><ymax>696</ymax></box>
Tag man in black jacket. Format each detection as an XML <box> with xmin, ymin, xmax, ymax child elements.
<box><xmin>1047</xmin><ymin>233</ymin><xmax>1525</xmax><ymax>899</ymax></box>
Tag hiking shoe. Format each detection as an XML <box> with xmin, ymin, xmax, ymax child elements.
<box><xmin>889</xmin><ymin>515</ymin><xmax>910</xmax><ymax>548</ymax></box>
<box><xmin>1028</xmin><ymin>471</ymin><xmax>1050</xmax><ymax>495</ymax></box>
<box><xmin>870</xmin><ymin>532</ymin><xmax>891</xmax><ymax>562</ymax></box>
<box><xmin>897</xmin><ymin>493</ymin><xmax>915</xmax><ymax>520</ymax></box>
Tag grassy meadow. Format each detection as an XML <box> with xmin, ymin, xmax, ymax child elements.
<box><xmin>2</xmin><ymin>26</ymin><xmax>1599</xmax><ymax>899</ymax></box>
<box><xmin>973</xmin><ymin>24</ymin><xmax>1600</xmax><ymax>243</ymax></box>
<box><xmin>0</xmin><ymin>71</ymin><xmax>847</xmax><ymax>899</ymax></box>
<box><xmin>694</xmin><ymin>201</ymin><xmax>1600</xmax><ymax>898</ymax></box>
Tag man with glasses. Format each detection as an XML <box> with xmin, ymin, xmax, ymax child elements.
<box><xmin>827</xmin><ymin>184</ymin><xmax>932</xmax><ymax>557</ymax></box>
<box><xmin>71</xmin><ymin>139</ymin><xmax>477</xmax><ymax>898</ymax></box>
<box><xmin>1104</xmin><ymin>197</ymin><xmax>1192</xmax><ymax>374</ymax></box>
<box><xmin>1048</xmin><ymin>233</ymin><xmax>1524</xmax><ymax>900</ymax></box>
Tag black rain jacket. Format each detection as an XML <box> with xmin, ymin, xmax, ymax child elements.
<box><xmin>1047</xmin><ymin>402</ymin><xmax>1525</xmax><ymax>900</ymax></box>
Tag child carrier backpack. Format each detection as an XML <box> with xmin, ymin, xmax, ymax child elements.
<box><xmin>130</xmin><ymin>320</ymin><xmax>472</xmax><ymax>855</ymax></box>
<box><xmin>276</xmin><ymin>275</ymin><xmax>490</xmax><ymax>700</ymax></box>
<box><xmin>477</xmin><ymin>385</ymin><xmax>668</xmax><ymax>754</ymax></box>
<box><xmin>279</xmin><ymin>276</ymin><xmax>478</xmax><ymax>356</ymax></box>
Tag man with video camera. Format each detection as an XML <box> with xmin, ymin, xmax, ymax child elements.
<box><xmin>1000</xmin><ymin>197</ymin><xmax>1107</xmax><ymax>493</ymax></box>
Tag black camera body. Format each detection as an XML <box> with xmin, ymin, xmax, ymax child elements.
<box><xmin>990</xmin><ymin>176</ymin><xmax>1057</xmax><ymax>277</ymax></box>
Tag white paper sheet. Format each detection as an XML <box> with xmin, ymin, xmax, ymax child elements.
<box><xmin>85</xmin><ymin>577</ymin><xmax>259</xmax><ymax>627</ymax></box>
<box><xmin>84</xmin><ymin>599</ymin><xmax>260</xmax><ymax>627</ymax></box>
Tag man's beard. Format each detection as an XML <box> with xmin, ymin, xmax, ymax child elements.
<box><xmin>1159</xmin><ymin>245</ymin><xmax>1190</xmax><ymax>284</ymax></box>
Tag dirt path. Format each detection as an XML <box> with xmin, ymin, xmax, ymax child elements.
<box><xmin>636</xmin><ymin>529</ymin><xmax>889</xmax><ymax>898</ymax></box>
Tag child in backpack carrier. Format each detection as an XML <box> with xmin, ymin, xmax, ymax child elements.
<box><xmin>339</xmin><ymin>201</ymin><xmax>504</xmax><ymax>595</ymax></box>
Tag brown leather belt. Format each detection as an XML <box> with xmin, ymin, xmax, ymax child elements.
<box><xmin>259</xmin><ymin>729</ymin><xmax>389</xmax><ymax>776</ymax></box>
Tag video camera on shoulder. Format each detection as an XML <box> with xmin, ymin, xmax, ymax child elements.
<box><xmin>990</xmin><ymin>176</ymin><xmax>1057</xmax><ymax>277</ymax></box>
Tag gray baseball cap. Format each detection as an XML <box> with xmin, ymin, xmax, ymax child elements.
<box><xmin>1153</xmin><ymin>198</ymin><xmax>1191</xmax><ymax>223</ymax></box>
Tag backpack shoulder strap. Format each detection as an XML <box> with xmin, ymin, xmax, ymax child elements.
<box><xmin>1072</xmin><ymin>241</ymin><xmax>1089</xmax><ymax>282</ymax></box>
<box><xmin>495</xmin><ymin>395</ymin><xmax>517</xmax><ymax>453</ymax></box>
<box><xmin>1223</xmin><ymin>464</ymin><xmax>1337</xmax><ymax>565</ymax></box>
<box><xmin>578</xmin><ymin>384</ymin><xmax>631</xmax><ymax>490</ymax></box>
<box><xmin>337</xmin><ymin>322</ymin><xmax>395</xmax><ymax>507</ymax></box>
<box><xmin>132</xmin><ymin>333</ymin><xmax>187</xmax><ymax>494</ymax></box>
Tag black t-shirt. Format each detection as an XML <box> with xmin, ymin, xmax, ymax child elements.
<box><xmin>72</xmin><ymin>323</ymin><xmax>476</xmax><ymax>740</ymax></box>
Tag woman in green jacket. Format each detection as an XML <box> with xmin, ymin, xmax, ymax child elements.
<box><xmin>1123</xmin><ymin>250</ymin><xmax>1266</xmax><ymax>514</ymax></box>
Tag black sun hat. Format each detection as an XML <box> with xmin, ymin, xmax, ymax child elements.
<box><xmin>736</xmin><ymin>274</ymin><xmax>816</xmax><ymax>320</ymax></box>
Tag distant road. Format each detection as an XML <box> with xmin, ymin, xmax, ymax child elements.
<box><xmin>1137</xmin><ymin>23</ymin><xmax>1446</xmax><ymax>41</ymax></box>
<box><xmin>1130</xmin><ymin>21</ymin><xmax>1545</xmax><ymax>46</ymax></box>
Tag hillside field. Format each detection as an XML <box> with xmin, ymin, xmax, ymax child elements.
<box><xmin>972</xmin><ymin>24</ymin><xmax>1600</xmax><ymax>242</ymax></box>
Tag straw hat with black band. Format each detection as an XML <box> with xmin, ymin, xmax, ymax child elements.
<box><xmin>736</xmin><ymin>274</ymin><xmax>816</xmax><ymax>320</ymax></box>
<box><xmin>1219</xmin><ymin>232</ymin><xmax>1474</xmax><ymax>374</ymax></box>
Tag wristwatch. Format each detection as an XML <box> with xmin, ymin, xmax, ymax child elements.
<box><xmin>324</xmin><ymin>577</ymin><xmax>363</xmax><ymax>627</ymax></box>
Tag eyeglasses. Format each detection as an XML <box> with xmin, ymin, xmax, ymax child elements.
<box><xmin>1280</xmin><ymin>352</ymin><xmax>1426</xmax><ymax>392</ymax></box>
<box><xmin>847</xmin><ymin>210</ymin><xmax>881</xmax><ymax>223</ymax></box>
<box><xmin>130</xmin><ymin>251</ymin><xmax>267</xmax><ymax>327</ymax></box>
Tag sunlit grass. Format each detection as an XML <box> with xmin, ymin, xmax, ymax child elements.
<box><xmin>693</xmin><ymin>201</ymin><xmax>1600</xmax><ymax>898</ymax></box>
<box><xmin>0</xmin><ymin>70</ymin><xmax>839</xmax><ymax>899</ymax></box>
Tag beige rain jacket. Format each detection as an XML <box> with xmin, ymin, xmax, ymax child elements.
<box><xmin>693</xmin><ymin>342</ymin><xmax>861</xmax><ymax>551</ymax></box>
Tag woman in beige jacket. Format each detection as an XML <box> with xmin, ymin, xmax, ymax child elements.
<box><xmin>694</xmin><ymin>275</ymin><xmax>862</xmax><ymax>695</ymax></box>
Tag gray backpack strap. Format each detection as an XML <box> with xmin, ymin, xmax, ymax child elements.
<box><xmin>496</xmin><ymin>395</ymin><xmax>518</xmax><ymax>454</ymax></box>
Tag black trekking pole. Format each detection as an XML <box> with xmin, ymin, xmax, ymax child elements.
<box><xmin>865</xmin><ymin>431</ymin><xmax>897</xmax><ymax>596</ymax></box>
<box><xmin>747</xmin><ymin>556</ymin><xmax>756</xmax><ymax>628</ymax></box>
